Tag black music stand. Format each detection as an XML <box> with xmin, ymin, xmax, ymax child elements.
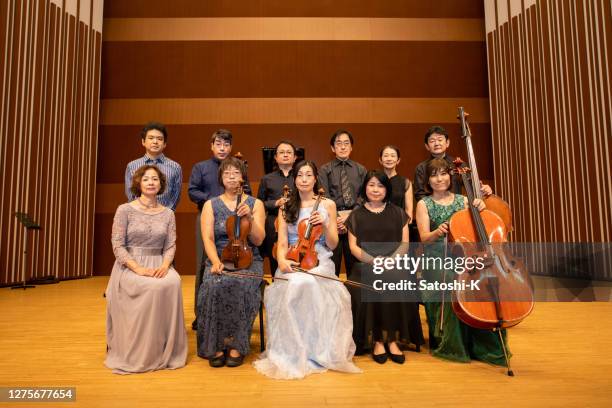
<box><xmin>11</xmin><ymin>212</ymin><xmax>41</xmax><ymax>290</ymax></box>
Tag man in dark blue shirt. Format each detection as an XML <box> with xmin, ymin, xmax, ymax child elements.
<box><xmin>188</xmin><ymin>129</ymin><xmax>252</xmax><ymax>329</ymax></box>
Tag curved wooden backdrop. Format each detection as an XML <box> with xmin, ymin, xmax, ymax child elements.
<box><xmin>95</xmin><ymin>0</ymin><xmax>492</xmax><ymax>276</ymax></box>
<box><xmin>94</xmin><ymin>0</ymin><xmax>493</xmax><ymax>274</ymax></box>
<box><xmin>485</xmin><ymin>0</ymin><xmax>612</xmax><ymax>279</ymax></box>
<box><xmin>0</xmin><ymin>0</ymin><xmax>103</xmax><ymax>285</ymax></box>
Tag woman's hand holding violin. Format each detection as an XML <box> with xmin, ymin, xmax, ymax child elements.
<box><xmin>236</xmin><ymin>202</ymin><xmax>253</xmax><ymax>220</ymax></box>
<box><xmin>308</xmin><ymin>210</ymin><xmax>325</xmax><ymax>226</ymax></box>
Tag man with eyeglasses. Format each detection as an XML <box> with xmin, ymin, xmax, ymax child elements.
<box><xmin>188</xmin><ymin>129</ymin><xmax>252</xmax><ymax>330</ymax></box>
<box><xmin>413</xmin><ymin>125</ymin><xmax>492</xmax><ymax>203</ymax></box>
<box><xmin>256</xmin><ymin>140</ymin><xmax>298</xmax><ymax>275</ymax></box>
<box><xmin>318</xmin><ymin>129</ymin><xmax>367</xmax><ymax>277</ymax></box>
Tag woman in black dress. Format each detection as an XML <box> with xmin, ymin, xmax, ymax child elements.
<box><xmin>346</xmin><ymin>170</ymin><xmax>424</xmax><ymax>364</ymax></box>
<box><xmin>379</xmin><ymin>145</ymin><xmax>414</xmax><ymax>222</ymax></box>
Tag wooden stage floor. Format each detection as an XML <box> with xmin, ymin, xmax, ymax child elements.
<box><xmin>0</xmin><ymin>276</ymin><xmax>610</xmax><ymax>407</ymax></box>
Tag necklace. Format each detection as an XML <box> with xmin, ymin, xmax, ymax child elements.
<box><xmin>365</xmin><ymin>202</ymin><xmax>386</xmax><ymax>213</ymax></box>
<box><xmin>138</xmin><ymin>197</ymin><xmax>158</xmax><ymax>209</ymax></box>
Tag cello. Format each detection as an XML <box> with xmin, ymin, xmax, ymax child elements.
<box><xmin>457</xmin><ymin>107</ymin><xmax>513</xmax><ymax>232</ymax></box>
<box><xmin>220</xmin><ymin>184</ymin><xmax>253</xmax><ymax>270</ymax></box>
<box><xmin>448</xmin><ymin>158</ymin><xmax>534</xmax><ymax>375</ymax></box>
<box><xmin>285</xmin><ymin>188</ymin><xmax>326</xmax><ymax>270</ymax></box>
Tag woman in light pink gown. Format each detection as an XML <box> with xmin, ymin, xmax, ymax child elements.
<box><xmin>105</xmin><ymin>165</ymin><xmax>187</xmax><ymax>374</ymax></box>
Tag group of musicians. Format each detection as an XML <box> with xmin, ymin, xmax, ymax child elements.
<box><xmin>104</xmin><ymin>123</ymin><xmax>511</xmax><ymax>378</ymax></box>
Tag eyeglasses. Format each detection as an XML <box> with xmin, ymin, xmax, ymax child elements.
<box><xmin>222</xmin><ymin>171</ymin><xmax>241</xmax><ymax>177</ymax></box>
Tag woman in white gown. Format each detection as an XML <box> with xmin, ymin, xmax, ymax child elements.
<box><xmin>254</xmin><ymin>160</ymin><xmax>361</xmax><ymax>379</ymax></box>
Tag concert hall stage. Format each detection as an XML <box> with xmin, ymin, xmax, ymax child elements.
<box><xmin>0</xmin><ymin>276</ymin><xmax>610</xmax><ymax>407</ymax></box>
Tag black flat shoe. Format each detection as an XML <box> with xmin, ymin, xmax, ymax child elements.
<box><xmin>387</xmin><ymin>343</ymin><xmax>405</xmax><ymax>364</ymax></box>
<box><xmin>209</xmin><ymin>353</ymin><xmax>226</xmax><ymax>368</ymax></box>
<box><xmin>226</xmin><ymin>353</ymin><xmax>244</xmax><ymax>368</ymax></box>
<box><xmin>389</xmin><ymin>352</ymin><xmax>405</xmax><ymax>364</ymax></box>
<box><xmin>372</xmin><ymin>351</ymin><xmax>388</xmax><ymax>364</ymax></box>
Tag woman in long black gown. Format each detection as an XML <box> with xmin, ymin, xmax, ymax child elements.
<box><xmin>346</xmin><ymin>170</ymin><xmax>424</xmax><ymax>364</ymax></box>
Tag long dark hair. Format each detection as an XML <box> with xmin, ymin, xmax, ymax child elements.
<box><xmin>283</xmin><ymin>160</ymin><xmax>322</xmax><ymax>225</ymax></box>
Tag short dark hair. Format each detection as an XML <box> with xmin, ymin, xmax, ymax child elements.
<box><xmin>379</xmin><ymin>145</ymin><xmax>401</xmax><ymax>159</ymax></box>
<box><xmin>140</xmin><ymin>122</ymin><xmax>168</xmax><ymax>142</ymax></box>
<box><xmin>424</xmin><ymin>158</ymin><xmax>452</xmax><ymax>194</ymax></box>
<box><xmin>210</xmin><ymin>129</ymin><xmax>233</xmax><ymax>145</ymax></box>
<box><xmin>424</xmin><ymin>125</ymin><xmax>449</xmax><ymax>144</ymax></box>
<box><xmin>330</xmin><ymin>129</ymin><xmax>354</xmax><ymax>146</ymax></box>
<box><xmin>360</xmin><ymin>170</ymin><xmax>392</xmax><ymax>203</ymax></box>
<box><xmin>217</xmin><ymin>156</ymin><xmax>248</xmax><ymax>186</ymax></box>
<box><xmin>130</xmin><ymin>165</ymin><xmax>167</xmax><ymax>197</ymax></box>
<box><xmin>275</xmin><ymin>140</ymin><xmax>297</xmax><ymax>155</ymax></box>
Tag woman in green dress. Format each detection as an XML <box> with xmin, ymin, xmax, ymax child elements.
<box><xmin>415</xmin><ymin>158</ymin><xmax>510</xmax><ymax>366</ymax></box>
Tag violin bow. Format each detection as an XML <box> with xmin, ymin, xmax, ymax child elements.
<box><xmin>288</xmin><ymin>266</ymin><xmax>380</xmax><ymax>292</ymax></box>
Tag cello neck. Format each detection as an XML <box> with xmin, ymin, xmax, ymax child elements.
<box><xmin>453</xmin><ymin>158</ymin><xmax>490</xmax><ymax>246</ymax></box>
<box><xmin>458</xmin><ymin>107</ymin><xmax>483</xmax><ymax>200</ymax></box>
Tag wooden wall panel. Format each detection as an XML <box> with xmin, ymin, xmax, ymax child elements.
<box><xmin>95</xmin><ymin>0</ymin><xmax>490</xmax><ymax>275</ymax></box>
<box><xmin>485</xmin><ymin>0</ymin><xmax>611</xmax><ymax>246</ymax></box>
<box><xmin>0</xmin><ymin>0</ymin><xmax>103</xmax><ymax>285</ymax></box>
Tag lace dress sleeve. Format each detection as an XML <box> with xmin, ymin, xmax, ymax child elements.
<box><xmin>162</xmin><ymin>210</ymin><xmax>177</xmax><ymax>265</ymax></box>
<box><xmin>111</xmin><ymin>204</ymin><xmax>135</xmax><ymax>265</ymax></box>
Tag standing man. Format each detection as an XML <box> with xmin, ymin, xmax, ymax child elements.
<box><xmin>318</xmin><ymin>130</ymin><xmax>367</xmax><ymax>277</ymax></box>
<box><xmin>188</xmin><ymin>129</ymin><xmax>252</xmax><ymax>330</ymax></box>
<box><xmin>413</xmin><ymin>125</ymin><xmax>492</xmax><ymax>203</ymax></box>
<box><xmin>125</xmin><ymin>122</ymin><xmax>182</xmax><ymax>210</ymax></box>
<box><xmin>257</xmin><ymin>140</ymin><xmax>297</xmax><ymax>275</ymax></box>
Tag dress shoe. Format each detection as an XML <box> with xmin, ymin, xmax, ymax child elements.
<box><xmin>372</xmin><ymin>351</ymin><xmax>388</xmax><ymax>364</ymax></box>
<box><xmin>389</xmin><ymin>352</ymin><xmax>406</xmax><ymax>364</ymax></box>
<box><xmin>226</xmin><ymin>353</ymin><xmax>245</xmax><ymax>368</ymax></box>
<box><xmin>209</xmin><ymin>353</ymin><xmax>226</xmax><ymax>368</ymax></box>
<box><xmin>387</xmin><ymin>343</ymin><xmax>405</xmax><ymax>364</ymax></box>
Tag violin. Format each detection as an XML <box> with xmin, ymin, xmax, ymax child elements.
<box><xmin>271</xmin><ymin>185</ymin><xmax>291</xmax><ymax>260</ymax></box>
<box><xmin>220</xmin><ymin>184</ymin><xmax>253</xmax><ymax>270</ymax></box>
<box><xmin>285</xmin><ymin>188</ymin><xmax>325</xmax><ymax>270</ymax></box>
<box><xmin>458</xmin><ymin>107</ymin><xmax>513</xmax><ymax>233</ymax></box>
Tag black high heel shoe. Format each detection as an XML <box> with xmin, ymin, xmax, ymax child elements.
<box><xmin>209</xmin><ymin>352</ymin><xmax>226</xmax><ymax>368</ymax></box>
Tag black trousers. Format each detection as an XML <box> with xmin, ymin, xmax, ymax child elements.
<box><xmin>331</xmin><ymin>232</ymin><xmax>354</xmax><ymax>277</ymax></box>
<box><xmin>260</xmin><ymin>215</ymin><xmax>279</xmax><ymax>276</ymax></box>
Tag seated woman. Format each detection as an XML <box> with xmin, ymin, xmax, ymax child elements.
<box><xmin>254</xmin><ymin>160</ymin><xmax>361</xmax><ymax>379</ymax></box>
<box><xmin>197</xmin><ymin>157</ymin><xmax>266</xmax><ymax>368</ymax></box>
<box><xmin>105</xmin><ymin>165</ymin><xmax>188</xmax><ymax>375</ymax></box>
<box><xmin>346</xmin><ymin>170</ymin><xmax>424</xmax><ymax>364</ymax></box>
<box><xmin>415</xmin><ymin>158</ymin><xmax>510</xmax><ymax>366</ymax></box>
